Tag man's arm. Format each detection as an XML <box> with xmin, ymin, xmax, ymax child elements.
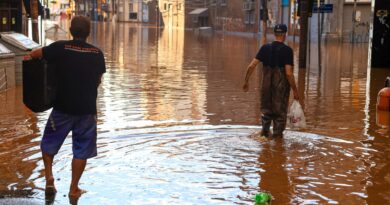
<box><xmin>97</xmin><ymin>74</ymin><xmax>103</xmax><ymax>86</ymax></box>
<box><xmin>30</xmin><ymin>48</ymin><xmax>43</xmax><ymax>59</ymax></box>
<box><xmin>97</xmin><ymin>51</ymin><xmax>106</xmax><ymax>87</ymax></box>
<box><xmin>243</xmin><ymin>58</ymin><xmax>260</xmax><ymax>92</ymax></box>
<box><xmin>285</xmin><ymin>64</ymin><xmax>299</xmax><ymax>100</ymax></box>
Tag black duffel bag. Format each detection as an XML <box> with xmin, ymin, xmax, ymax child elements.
<box><xmin>23</xmin><ymin>59</ymin><xmax>57</xmax><ymax>112</ymax></box>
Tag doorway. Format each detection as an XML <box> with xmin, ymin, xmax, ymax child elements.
<box><xmin>371</xmin><ymin>0</ymin><xmax>390</xmax><ymax>68</ymax></box>
<box><xmin>0</xmin><ymin>0</ymin><xmax>22</xmax><ymax>33</ymax></box>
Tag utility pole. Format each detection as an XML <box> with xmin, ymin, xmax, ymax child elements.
<box><xmin>351</xmin><ymin>0</ymin><xmax>357</xmax><ymax>43</ymax></box>
<box><xmin>278</xmin><ymin>0</ymin><xmax>282</xmax><ymax>24</ymax></box>
<box><xmin>260</xmin><ymin>0</ymin><xmax>268</xmax><ymax>44</ymax></box>
<box><xmin>298</xmin><ymin>0</ymin><xmax>309</xmax><ymax>68</ymax></box>
<box><xmin>30</xmin><ymin>0</ymin><xmax>39</xmax><ymax>43</ymax></box>
<box><xmin>293</xmin><ymin>0</ymin><xmax>297</xmax><ymax>43</ymax></box>
<box><xmin>317</xmin><ymin>0</ymin><xmax>321</xmax><ymax>73</ymax></box>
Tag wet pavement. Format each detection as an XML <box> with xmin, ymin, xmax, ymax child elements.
<box><xmin>0</xmin><ymin>21</ymin><xmax>390</xmax><ymax>204</ymax></box>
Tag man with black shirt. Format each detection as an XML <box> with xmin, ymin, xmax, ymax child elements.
<box><xmin>243</xmin><ymin>24</ymin><xmax>299</xmax><ymax>138</ymax></box>
<box><xmin>30</xmin><ymin>16</ymin><xmax>106</xmax><ymax>198</ymax></box>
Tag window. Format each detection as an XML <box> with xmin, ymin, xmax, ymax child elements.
<box><xmin>129</xmin><ymin>12</ymin><xmax>137</xmax><ymax>20</ymax></box>
<box><xmin>243</xmin><ymin>1</ymin><xmax>254</xmax><ymax>11</ymax></box>
<box><xmin>60</xmin><ymin>3</ymin><xmax>70</xmax><ymax>9</ymax></box>
<box><xmin>192</xmin><ymin>16</ymin><xmax>198</xmax><ymax>23</ymax></box>
<box><xmin>129</xmin><ymin>3</ymin><xmax>133</xmax><ymax>12</ymax></box>
<box><xmin>244</xmin><ymin>11</ymin><xmax>255</xmax><ymax>25</ymax></box>
<box><xmin>178</xmin><ymin>3</ymin><xmax>182</xmax><ymax>11</ymax></box>
<box><xmin>220</xmin><ymin>0</ymin><xmax>227</xmax><ymax>6</ymax></box>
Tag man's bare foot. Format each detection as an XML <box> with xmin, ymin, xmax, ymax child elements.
<box><xmin>69</xmin><ymin>187</ymin><xmax>87</xmax><ymax>198</ymax></box>
<box><xmin>45</xmin><ymin>176</ymin><xmax>57</xmax><ymax>195</ymax></box>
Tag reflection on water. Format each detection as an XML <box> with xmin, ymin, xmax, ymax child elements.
<box><xmin>0</xmin><ymin>22</ymin><xmax>389</xmax><ymax>204</ymax></box>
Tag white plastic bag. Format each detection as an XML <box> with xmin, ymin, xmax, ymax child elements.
<box><xmin>287</xmin><ymin>100</ymin><xmax>306</xmax><ymax>129</ymax></box>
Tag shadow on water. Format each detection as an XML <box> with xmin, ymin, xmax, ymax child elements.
<box><xmin>257</xmin><ymin>138</ymin><xmax>292</xmax><ymax>204</ymax></box>
<box><xmin>0</xmin><ymin>21</ymin><xmax>389</xmax><ymax>204</ymax></box>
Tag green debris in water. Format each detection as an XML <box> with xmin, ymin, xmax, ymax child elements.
<box><xmin>254</xmin><ymin>192</ymin><xmax>272</xmax><ymax>205</ymax></box>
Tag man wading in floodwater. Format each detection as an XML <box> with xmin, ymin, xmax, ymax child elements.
<box><xmin>243</xmin><ymin>24</ymin><xmax>299</xmax><ymax>138</ymax></box>
<box><xmin>30</xmin><ymin>16</ymin><xmax>106</xmax><ymax>198</ymax></box>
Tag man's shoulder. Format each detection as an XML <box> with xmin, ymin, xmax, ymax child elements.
<box><xmin>281</xmin><ymin>44</ymin><xmax>293</xmax><ymax>53</ymax></box>
<box><xmin>259</xmin><ymin>43</ymin><xmax>272</xmax><ymax>52</ymax></box>
<box><xmin>84</xmin><ymin>42</ymin><xmax>103</xmax><ymax>53</ymax></box>
<box><xmin>261</xmin><ymin>43</ymin><xmax>273</xmax><ymax>48</ymax></box>
<box><xmin>45</xmin><ymin>40</ymin><xmax>67</xmax><ymax>48</ymax></box>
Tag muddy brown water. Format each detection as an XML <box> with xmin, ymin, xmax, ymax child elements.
<box><xmin>0</xmin><ymin>22</ymin><xmax>389</xmax><ymax>204</ymax></box>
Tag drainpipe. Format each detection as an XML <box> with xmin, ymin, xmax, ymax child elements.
<box><xmin>317</xmin><ymin>0</ymin><xmax>322</xmax><ymax>73</ymax></box>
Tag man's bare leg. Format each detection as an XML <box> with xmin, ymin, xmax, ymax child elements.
<box><xmin>69</xmin><ymin>158</ymin><xmax>87</xmax><ymax>197</ymax></box>
<box><xmin>42</xmin><ymin>152</ymin><xmax>56</xmax><ymax>194</ymax></box>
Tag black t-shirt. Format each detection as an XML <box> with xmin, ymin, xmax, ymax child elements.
<box><xmin>255</xmin><ymin>41</ymin><xmax>294</xmax><ymax>68</ymax></box>
<box><xmin>42</xmin><ymin>40</ymin><xmax>106</xmax><ymax>115</ymax></box>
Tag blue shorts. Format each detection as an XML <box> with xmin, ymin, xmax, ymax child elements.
<box><xmin>41</xmin><ymin>109</ymin><xmax>97</xmax><ymax>160</ymax></box>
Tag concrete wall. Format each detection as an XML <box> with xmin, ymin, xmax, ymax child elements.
<box><xmin>0</xmin><ymin>44</ymin><xmax>27</xmax><ymax>87</ymax></box>
<box><xmin>322</xmin><ymin>1</ymin><xmax>371</xmax><ymax>42</ymax></box>
<box><xmin>0</xmin><ymin>55</ymin><xmax>16</xmax><ymax>92</ymax></box>
<box><xmin>321</xmin><ymin>0</ymin><xmax>344</xmax><ymax>40</ymax></box>
<box><xmin>0</xmin><ymin>67</ymin><xmax>5</xmax><ymax>92</ymax></box>
<box><xmin>14</xmin><ymin>56</ymin><xmax>24</xmax><ymax>85</ymax></box>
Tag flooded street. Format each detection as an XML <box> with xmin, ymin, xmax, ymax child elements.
<box><xmin>1</xmin><ymin>22</ymin><xmax>390</xmax><ymax>204</ymax></box>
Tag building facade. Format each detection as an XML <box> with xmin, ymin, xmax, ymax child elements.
<box><xmin>209</xmin><ymin>0</ymin><xmax>259</xmax><ymax>33</ymax></box>
<box><xmin>317</xmin><ymin>0</ymin><xmax>371</xmax><ymax>43</ymax></box>
<box><xmin>69</xmin><ymin>0</ymin><xmax>374</xmax><ymax>43</ymax></box>
<box><xmin>158</xmin><ymin>0</ymin><xmax>185</xmax><ymax>28</ymax></box>
<box><xmin>116</xmin><ymin>0</ymin><xmax>154</xmax><ymax>23</ymax></box>
<box><xmin>184</xmin><ymin>0</ymin><xmax>372</xmax><ymax>41</ymax></box>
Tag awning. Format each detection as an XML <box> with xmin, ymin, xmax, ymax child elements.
<box><xmin>189</xmin><ymin>8</ymin><xmax>208</xmax><ymax>17</ymax></box>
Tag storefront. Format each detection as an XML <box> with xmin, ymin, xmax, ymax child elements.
<box><xmin>343</xmin><ymin>0</ymin><xmax>371</xmax><ymax>43</ymax></box>
<box><xmin>0</xmin><ymin>0</ymin><xmax>23</xmax><ymax>33</ymax></box>
<box><xmin>371</xmin><ymin>0</ymin><xmax>390</xmax><ymax>68</ymax></box>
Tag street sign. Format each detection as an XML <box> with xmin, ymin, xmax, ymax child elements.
<box><xmin>313</xmin><ymin>4</ymin><xmax>333</xmax><ymax>13</ymax></box>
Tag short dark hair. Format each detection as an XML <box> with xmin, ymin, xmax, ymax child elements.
<box><xmin>70</xmin><ymin>16</ymin><xmax>91</xmax><ymax>40</ymax></box>
<box><xmin>275</xmin><ymin>32</ymin><xmax>286</xmax><ymax>37</ymax></box>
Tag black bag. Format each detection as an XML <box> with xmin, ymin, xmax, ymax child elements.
<box><xmin>23</xmin><ymin>59</ymin><xmax>57</xmax><ymax>112</ymax></box>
